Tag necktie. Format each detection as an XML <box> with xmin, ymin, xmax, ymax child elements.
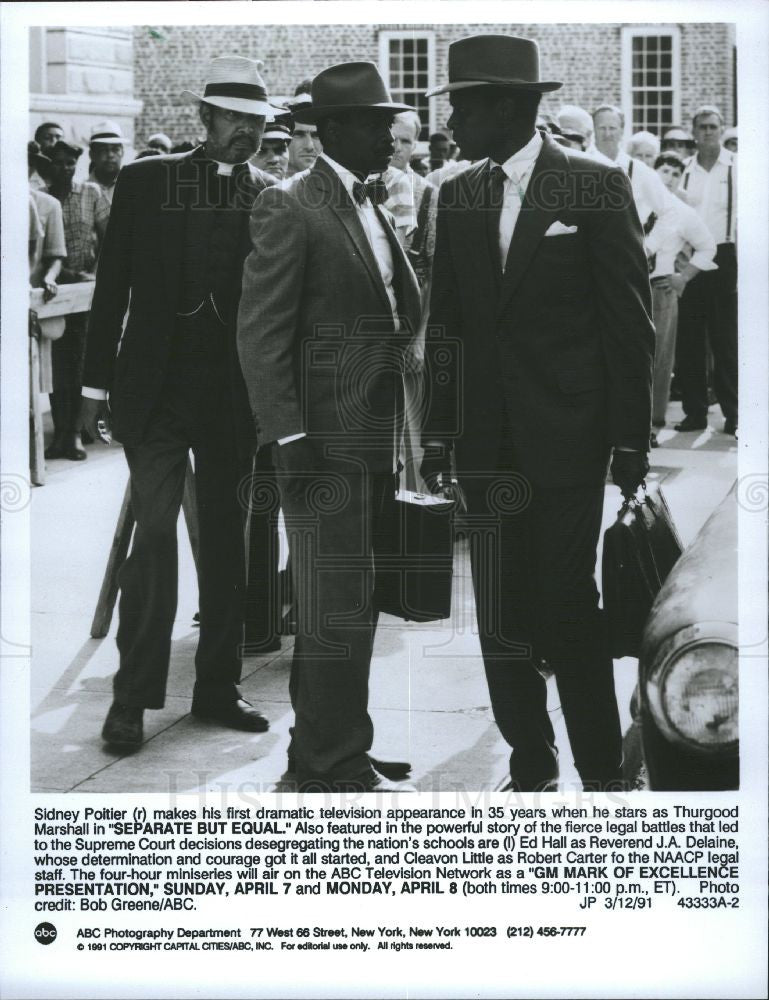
<box><xmin>486</xmin><ymin>163</ymin><xmax>507</xmax><ymax>273</ymax></box>
<box><xmin>352</xmin><ymin>178</ymin><xmax>388</xmax><ymax>206</ymax></box>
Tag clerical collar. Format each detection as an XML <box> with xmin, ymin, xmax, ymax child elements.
<box><xmin>212</xmin><ymin>159</ymin><xmax>246</xmax><ymax>176</ymax></box>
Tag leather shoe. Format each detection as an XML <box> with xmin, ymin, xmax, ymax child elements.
<box><xmin>191</xmin><ymin>697</ymin><xmax>269</xmax><ymax>732</ymax></box>
<box><xmin>723</xmin><ymin>418</ymin><xmax>738</xmax><ymax>436</ymax></box>
<box><xmin>102</xmin><ymin>701</ymin><xmax>143</xmax><ymax>750</ymax></box>
<box><xmin>298</xmin><ymin>772</ymin><xmax>414</xmax><ymax>793</ymax></box>
<box><xmin>674</xmin><ymin>416</ymin><xmax>707</xmax><ymax>432</ymax></box>
<box><xmin>44</xmin><ymin>438</ymin><xmax>66</xmax><ymax>460</ymax></box>
<box><xmin>649</xmin><ymin>433</ymin><xmax>658</xmax><ymax>449</ymax></box>
<box><xmin>287</xmin><ymin>752</ymin><xmax>411</xmax><ymax>780</ymax></box>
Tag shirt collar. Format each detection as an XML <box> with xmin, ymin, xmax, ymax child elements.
<box><xmin>492</xmin><ymin>129</ymin><xmax>543</xmax><ymax>179</ymax></box>
<box><xmin>692</xmin><ymin>145</ymin><xmax>734</xmax><ymax>170</ymax></box>
<box><xmin>320</xmin><ymin>152</ymin><xmax>363</xmax><ymax>199</ymax></box>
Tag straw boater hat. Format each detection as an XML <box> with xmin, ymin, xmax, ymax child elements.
<box><xmin>425</xmin><ymin>35</ymin><xmax>562</xmax><ymax>96</ymax></box>
<box><xmin>89</xmin><ymin>120</ymin><xmax>125</xmax><ymax>144</ymax></box>
<box><xmin>181</xmin><ymin>56</ymin><xmax>275</xmax><ymax>117</ymax></box>
<box><xmin>292</xmin><ymin>62</ymin><xmax>414</xmax><ymax>124</ymax></box>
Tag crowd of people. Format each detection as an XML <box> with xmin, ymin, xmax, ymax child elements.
<box><xmin>29</xmin><ymin>36</ymin><xmax>737</xmax><ymax>792</ymax></box>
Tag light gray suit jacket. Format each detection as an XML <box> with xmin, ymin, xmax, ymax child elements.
<box><xmin>237</xmin><ymin>157</ymin><xmax>421</xmax><ymax>471</ymax></box>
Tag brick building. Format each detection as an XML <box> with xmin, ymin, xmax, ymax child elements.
<box><xmin>132</xmin><ymin>21</ymin><xmax>736</xmax><ymax>147</ymax></box>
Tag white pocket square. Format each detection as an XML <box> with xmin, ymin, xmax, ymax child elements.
<box><xmin>544</xmin><ymin>221</ymin><xmax>578</xmax><ymax>236</ymax></box>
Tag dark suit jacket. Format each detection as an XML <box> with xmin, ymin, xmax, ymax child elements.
<box><xmin>237</xmin><ymin>156</ymin><xmax>421</xmax><ymax>471</ymax></box>
<box><xmin>83</xmin><ymin>147</ymin><xmax>275</xmax><ymax>454</ymax></box>
<box><xmin>424</xmin><ymin>134</ymin><xmax>655</xmax><ymax>490</ymax></box>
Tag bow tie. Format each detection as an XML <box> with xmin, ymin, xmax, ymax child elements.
<box><xmin>352</xmin><ymin>178</ymin><xmax>388</xmax><ymax>206</ymax></box>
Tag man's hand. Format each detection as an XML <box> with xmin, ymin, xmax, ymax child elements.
<box><xmin>611</xmin><ymin>449</ymin><xmax>649</xmax><ymax>500</ymax></box>
<box><xmin>420</xmin><ymin>441</ymin><xmax>453</xmax><ymax>495</ymax></box>
<box><xmin>79</xmin><ymin>397</ymin><xmax>111</xmax><ymax>444</ymax></box>
<box><xmin>669</xmin><ymin>273</ymin><xmax>688</xmax><ymax>297</ymax></box>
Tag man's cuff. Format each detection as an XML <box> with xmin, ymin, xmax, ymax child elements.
<box><xmin>82</xmin><ymin>386</ymin><xmax>107</xmax><ymax>401</ymax></box>
<box><xmin>277</xmin><ymin>432</ymin><xmax>306</xmax><ymax>446</ymax></box>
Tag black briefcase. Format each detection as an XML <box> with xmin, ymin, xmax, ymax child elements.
<box><xmin>373</xmin><ymin>488</ymin><xmax>455</xmax><ymax>622</ymax></box>
<box><xmin>602</xmin><ymin>483</ymin><xmax>684</xmax><ymax>658</ymax></box>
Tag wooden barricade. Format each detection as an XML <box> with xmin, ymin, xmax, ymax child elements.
<box><xmin>29</xmin><ymin>282</ymin><xmax>95</xmax><ymax>485</ymax></box>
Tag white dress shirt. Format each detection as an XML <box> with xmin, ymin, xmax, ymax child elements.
<box><xmin>613</xmin><ymin>150</ymin><xmax>678</xmax><ymax>257</ymax></box>
<box><xmin>679</xmin><ymin>146</ymin><xmax>736</xmax><ymax>245</ymax></box>
<box><xmin>650</xmin><ymin>189</ymin><xmax>718</xmax><ymax>279</ymax></box>
<box><xmin>492</xmin><ymin>129</ymin><xmax>543</xmax><ymax>269</ymax></box>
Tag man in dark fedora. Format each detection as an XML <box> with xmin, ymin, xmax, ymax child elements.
<box><xmin>421</xmin><ymin>35</ymin><xmax>654</xmax><ymax>791</ymax></box>
<box><xmin>238</xmin><ymin>62</ymin><xmax>422</xmax><ymax>792</ymax></box>
<box><xmin>80</xmin><ymin>56</ymin><xmax>280</xmax><ymax>750</ymax></box>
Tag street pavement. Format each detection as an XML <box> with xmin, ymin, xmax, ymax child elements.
<box><xmin>30</xmin><ymin>402</ymin><xmax>736</xmax><ymax>795</ymax></box>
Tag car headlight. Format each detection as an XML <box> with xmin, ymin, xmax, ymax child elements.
<box><xmin>645</xmin><ymin>623</ymin><xmax>738</xmax><ymax>753</ymax></box>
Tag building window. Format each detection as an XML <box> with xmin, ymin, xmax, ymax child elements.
<box><xmin>621</xmin><ymin>25</ymin><xmax>681</xmax><ymax>135</ymax></box>
<box><xmin>378</xmin><ymin>30</ymin><xmax>435</xmax><ymax>139</ymax></box>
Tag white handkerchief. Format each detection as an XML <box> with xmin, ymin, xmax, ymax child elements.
<box><xmin>544</xmin><ymin>220</ymin><xmax>579</xmax><ymax>236</ymax></box>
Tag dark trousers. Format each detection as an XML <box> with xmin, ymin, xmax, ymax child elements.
<box><xmin>276</xmin><ymin>448</ymin><xmax>396</xmax><ymax>783</ymax></box>
<box><xmin>465</xmin><ymin>460</ymin><xmax>622</xmax><ymax>789</ymax></box>
<box><xmin>114</xmin><ymin>317</ymin><xmax>251</xmax><ymax>709</ymax></box>
<box><xmin>50</xmin><ymin>312</ymin><xmax>88</xmax><ymax>438</ymax></box>
<box><xmin>676</xmin><ymin>243</ymin><xmax>738</xmax><ymax>424</ymax></box>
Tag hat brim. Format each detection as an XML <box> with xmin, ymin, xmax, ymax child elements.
<box><xmin>293</xmin><ymin>100</ymin><xmax>414</xmax><ymax>124</ymax></box>
<box><xmin>181</xmin><ymin>90</ymin><xmax>276</xmax><ymax>119</ymax></box>
<box><xmin>426</xmin><ymin>79</ymin><xmax>562</xmax><ymax>97</ymax></box>
<box><xmin>90</xmin><ymin>136</ymin><xmax>125</xmax><ymax>144</ymax></box>
<box><xmin>29</xmin><ymin>154</ymin><xmax>52</xmax><ymax>175</ymax></box>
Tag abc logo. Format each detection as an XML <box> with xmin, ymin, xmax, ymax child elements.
<box><xmin>34</xmin><ymin>922</ymin><xmax>57</xmax><ymax>945</ymax></box>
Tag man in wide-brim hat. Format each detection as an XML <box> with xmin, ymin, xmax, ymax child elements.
<box><xmin>238</xmin><ymin>61</ymin><xmax>422</xmax><ymax>793</ymax></box>
<box><xmin>420</xmin><ymin>34</ymin><xmax>655</xmax><ymax>792</ymax></box>
<box><xmin>80</xmin><ymin>56</ymin><xmax>282</xmax><ymax>753</ymax></box>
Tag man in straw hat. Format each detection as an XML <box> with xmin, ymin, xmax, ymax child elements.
<box><xmin>80</xmin><ymin>56</ymin><xmax>281</xmax><ymax>751</ymax></box>
<box><xmin>420</xmin><ymin>35</ymin><xmax>654</xmax><ymax>792</ymax></box>
<box><xmin>238</xmin><ymin>61</ymin><xmax>422</xmax><ymax>792</ymax></box>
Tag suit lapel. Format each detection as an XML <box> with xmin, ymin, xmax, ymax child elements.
<box><xmin>311</xmin><ymin>159</ymin><xmax>393</xmax><ymax>315</ymax></box>
<box><xmin>372</xmin><ymin>203</ymin><xmax>421</xmax><ymax>332</ymax></box>
<box><xmin>496</xmin><ymin>136</ymin><xmax>567</xmax><ymax>317</ymax></box>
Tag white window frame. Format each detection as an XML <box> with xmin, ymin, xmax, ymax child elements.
<box><xmin>621</xmin><ymin>24</ymin><xmax>681</xmax><ymax>136</ymax></box>
<box><xmin>378</xmin><ymin>29</ymin><xmax>436</xmax><ymax>136</ymax></box>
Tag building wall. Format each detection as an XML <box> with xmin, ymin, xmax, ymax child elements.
<box><xmin>680</xmin><ymin>21</ymin><xmax>736</xmax><ymax>125</ymax></box>
<box><xmin>132</xmin><ymin>21</ymin><xmax>735</xmax><ymax>147</ymax></box>
<box><xmin>29</xmin><ymin>26</ymin><xmax>143</xmax><ymax>179</ymax></box>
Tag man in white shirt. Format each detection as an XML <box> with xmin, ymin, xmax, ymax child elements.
<box><xmin>674</xmin><ymin>105</ymin><xmax>738</xmax><ymax>435</ymax></box>
<box><xmin>648</xmin><ymin>151</ymin><xmax>718</xmax><ymax>443</ymax></box>
<box><xmin>592</xmin><ymin>104</ymin><xmax>677</xmax><ymax>269</ymax></box>
<box><xmin>237</xmin><ymin>62</ymin><xmax>422</xmax><ymax>793</ymax></box>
